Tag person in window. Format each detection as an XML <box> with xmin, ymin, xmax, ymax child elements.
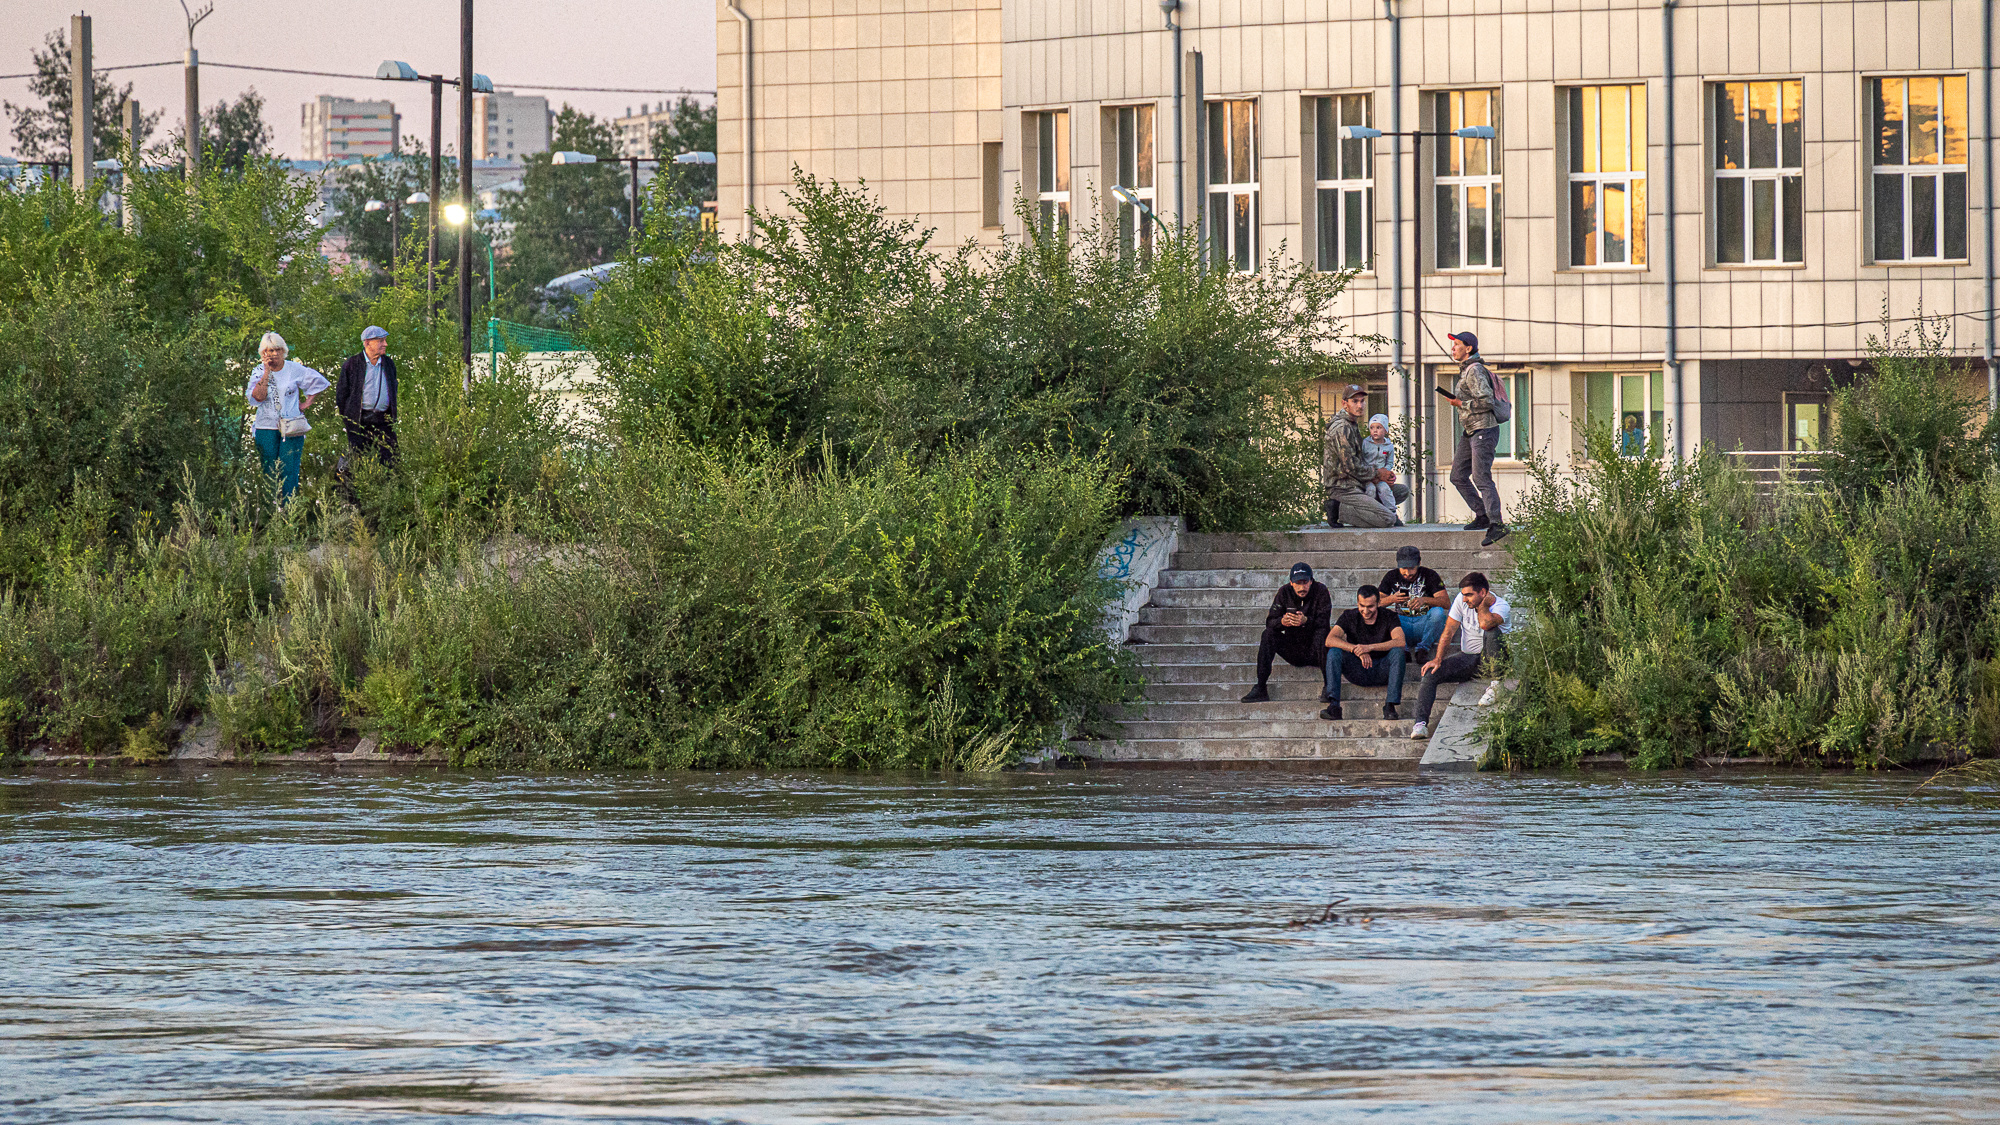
<box><xmin>1321</xmin><ymin>585</ymin><xmax>1408</xmax><ymax>721</ymax></box>
<box><xmin>1241</xmin><ymin>563</ymin><xmax>1331</xmax><ymax>704</ymax></box>
<box><xmin>1438</xmin><ymin>331</ymin><xmax>1508</xmax><ymax>546</ymax></box>
<box><xmin>1323</xmin><ymin>385</ymin><xmax>1407</xmax><ymax>528</ymax></box>
<box><xmin>1409</xmin><ymin>572</ymin><xmax>1510</xmax><ymax>740</ymax></box>
<box><xmin>245</xmin><ymin>331</ymin><xmax>329</xmax><ymax>501</ymax></box>
<box><xmin>1620</xmin><ymin>412</ymin><xmax>1645</xmax><ymax>457</ymax></box>
<box><xmin>336</xmin><ymin>326</ymin><xmax>400</xmax><ymax>466</ymax></box>
<box><xmin>1378</xmin><ymin>544</ymin><xmax>1450</xmax><ymax>663</ymax></box>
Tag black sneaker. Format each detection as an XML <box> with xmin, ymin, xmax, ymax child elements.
<box><xmin>1382</xmin><ymin>703</ymin><xmax>1399</xmax><ymax>720</ymax></box>
<box><xmin>1319</xmin><ymin>703</ymin><xmax>1343</xmax><ymax>720</ymax></box>
<box><xmin>1463</xmin><ymin>513</ymin><xmax>1491</xmax><ymax>531</ymax></box>
<box><xmin>1411</xmin><ymin>647</ymin><xmax>1432</xmax><ymax>666</ymax></box>
<box><xmin>1240</xmin><ymin>685</ymin><xmax>1271</xmax><ymax>703</ymax></box>
<box><xmin>1482</xmin><ymin>523</ymin><xmax>1511</xmax><ymax>547</ymax></box>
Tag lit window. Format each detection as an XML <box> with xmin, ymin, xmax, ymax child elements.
<box><xmin>1031</xmin><ymin>109</ymin><xmax>1070</xmax><ymax>234</ymax></box>
<box><xmin>1869</xmin><ymin>75</ymin><xmax>1969</xmax><ymax>262</ymax></box>
<box><xmin>1584</xmin><ymin>371</ymin><xmax>1666</xmax><ymax>459</ymax></box>
<box><xmin>1567</xmin><ymin>85</ymin><xmax>1646</xmax><ymax>267</ymax></box>
<box><xmin>1713</xmin><ymin>80</ymin><xmax>1803</xmax><ymax>265</ymax></box>
<box><xmin>1206</xmin><ymin>99</ymin><xmax>1260</xmax><ymax>271</ymax></box>
<box><xmin>1431</xmin><ymin>89</ymin><xmax>1502</xmax><ymax>269</ymax></box>
<box><xmin>1112</xmin><ymin>104</ymin><xmax>1156</xmax><ymax>261</ymax></box>
<box><xmin>1311</xmin><ymin>94</ymin><xmax>1372</xmax><ymax>271</ymax></box>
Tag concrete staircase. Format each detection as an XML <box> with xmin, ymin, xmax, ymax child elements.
<box><xmin>1069</xmin><ymin>525</ymin><xmax>1511</xmax><ymax>771</ymax></box>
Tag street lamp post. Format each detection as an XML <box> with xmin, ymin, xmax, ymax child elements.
<box><xmin>378</xmin><ymin>61</ymin><xmax>491</xmax><ymax>317</ymax></box>
<box><xmin>363</xmin><ymin>198</ymin><xmax>399</xmax><ymax>267</ymax></box>
<box><xmin>552</xmin><ymin>150</ymin><xmax>663</xmax><ymax>234</ymax></box>
<box><xmin>1339</xmin><ymin>122</ymin><xmax>1494</xmax><ymax>524</ymax></box>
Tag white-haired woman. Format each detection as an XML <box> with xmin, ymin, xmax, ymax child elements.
<box><xmin>245</xmin><ymin>332</ymin><xmax>330</xmax><ymax>500</ymax></box>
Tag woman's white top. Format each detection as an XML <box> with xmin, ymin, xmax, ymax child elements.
<box><xmin>245</xmin><ymin>359</ymin><xmax>331</xmax><ymax>432</ymax></box>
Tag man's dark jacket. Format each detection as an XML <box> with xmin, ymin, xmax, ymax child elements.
<box><xmin>1264</xmin><ymin>580</ymin><xmax>1332</xmax><ymax>651</ymax></box>
<box><xmin>336</xmin><ymin>353</ymin><xmax>399</xmax><ymax>421</ymax></box>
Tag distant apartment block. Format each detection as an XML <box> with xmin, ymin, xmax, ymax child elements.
<box><xmin>716</xmin><ymin>0</ymin><xmax>1996</xmax><ymax>523</ymax></box>
<box><xmin>615</xmin><ymin>101</ymin><xmax>695</xmax><ymax>158</ymax></box>
<box><xmin>300</xmin><ymin>96</ymin><xmax>398</xmax><ymax>161</ymax></box>
<box><xmin>473</xmin><ymin>91</ymin><xmax>552</xmax><ymax>160</ymax></box>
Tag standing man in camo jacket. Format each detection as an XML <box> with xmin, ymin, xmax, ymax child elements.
<box><xmin>1323</xmin><ymin>384</ymin><xmax>1407</xmax><ymax>528</ymax></box>
<box><xmin>1437</xmin><ymin>331</ymin><xmax>1509</xmax><ymax>546</ymax></box>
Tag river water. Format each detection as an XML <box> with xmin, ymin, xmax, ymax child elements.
<box><xmin>3</xmin><ymin>770</ymin><xmax>1996</xmax><ymax>1123</ymax></box>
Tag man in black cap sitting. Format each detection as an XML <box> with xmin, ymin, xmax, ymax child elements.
<box><xmin>1241</xmin><ymin>562</ymin><xmax>1331</xmax><ymax>703</ymax></box>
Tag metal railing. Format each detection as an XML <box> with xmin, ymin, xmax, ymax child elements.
<box><xmin>1723</xmin><ymin>449</ymin><xmax>1826</xmax><ymax>493</ymax></box>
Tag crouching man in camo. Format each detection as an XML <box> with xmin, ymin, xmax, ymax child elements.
<box><xmin>1324</xmin><ymin>384</ymin><xmax>1409</xmax><ymax>528</ymax></box>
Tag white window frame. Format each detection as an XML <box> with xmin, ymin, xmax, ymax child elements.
<box><xmin>1566</xmin><ymin>84</ymin><xmax>1647</xmax><ymax>268</ymax></box>
<box><xmin>1868</xmin><ymin>74</ymin><xmax>1971</xmax><ymax>263</ymax></box>
<box><xmin>1312</xmin><ymin>94</ymin><xmax>1373</xmax><ymax>272</ymax></box>
<box><xmin>1431</xmin><ymin>89</ymin><xmax>1502</xmax><ymax>271</ymax></box>
<box><xmin>1712</xmin><ymin>79</ymin><xmax>1804</xmax><ymax>266</ymax></box>
<box><xmin>1206</xmin><ymin>98</ymin><xmax>1260</xmax><ymax>272</ymax></box>
<box><xmin>1583</xmin><ymin>370</ymin><xmax>1667</xmax><ymax>460</ymax></box>
<box><xmin>1032</xmin><ymin>109</ymin><xmax>1070</xmax><ymax>235</ymax></box>
<box><xmin>1111</xmin><ymin>104</ymin><xmax>1157</xmax><ymax>261</ymax></box>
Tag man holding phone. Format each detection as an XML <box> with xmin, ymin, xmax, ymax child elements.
<box><xmin>1436</xmin><ymin>332</ymin><xmax>1509</xmax><ymax>546</ymax></box>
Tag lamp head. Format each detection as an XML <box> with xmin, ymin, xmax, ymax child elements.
<box><xmin>376</xmin><ymin>60</ymin><xmax>418</xmax><ymax>81</ymax></box>
<box><xmin>470</xmin><ymin>73</ymin><xmax>493</xmax><ymax>93</ymax></box>
<box><xmin>1340</xmin><ymin>125</ymin><xmax>1383</xmax><ymax>140</ymax></box>
<box><xmin>1453</xmin><ymin>125</ymin><xmax>1496</xmax><ymax>139</ymax></box>
<box><xmin>444</xmin><ymin>202</ymin><xmax>468</xmax><ymax>225</ymax></box>
<box><xmin>551</xmin><ymin>151</ymin><xmax>598</xmax><ymax>166</ymax></box>
<box><xmin>405</xmin><ymin>190</ymin><xmax>430</xmax><ymax>204</ymax></box>
<box><xmin>672</xmin><ymin>151</ymin><xmax>718</xmax><ymax>165</ymax></box>
<box><xmin>363</xmin><ymin>199</ymin><xmax>387</xmax><ymax>212</ymax></box>
<box><xmin>1110</xmin><ymin>184</ymin><xmax>1141</xmax><ymax>207</ymax></box>
<box><xmin>93</xmin><ymin>158</ymin><xmax>123</xmax><ymax>171</ymax></box>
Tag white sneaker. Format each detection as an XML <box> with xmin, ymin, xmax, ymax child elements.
<box><xmin>1477</xmin><ymin>679</ymin><xmax>1500</xmax><ymax>706</ymax></box>
<box><xmin>1410</xmin><ymin>720</ymin><xmax>1430</xmax><ymax>740</ymax></box>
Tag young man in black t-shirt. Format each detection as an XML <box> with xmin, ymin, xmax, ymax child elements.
<box><xmin>1378</xmin><ymin>544</ymin><xmax>1450</xmax><ymax>661</ymax></box>
<box><xmin>1320</xmin><ymin>585</ymin><xmax>1408</xmax><ymax>721</ymax></box>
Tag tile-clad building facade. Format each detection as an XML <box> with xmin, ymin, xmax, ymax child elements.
<box><xmin>717</xmin><ymin>0</ymin><xmax>1994</xmax><ymax>520</ymax></box>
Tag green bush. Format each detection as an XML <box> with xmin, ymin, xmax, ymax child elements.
<box><xmin>1490</xmin><ymin>322</ymin><xmax>1999</xmax><ymax>770</ymax></box>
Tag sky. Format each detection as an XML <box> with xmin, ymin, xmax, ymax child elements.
<box><xmin>3</xmin><ymin>0</ymin><xmax>718</xmax><ymax>159</ymax></box>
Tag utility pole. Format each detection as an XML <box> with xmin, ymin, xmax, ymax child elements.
<box><xmin>179</xmin><ymin>2</ymin><xmax>212</xmax><ymax>181</ymax></box>
<box><xmin>460</xmin><ymin>0</ymin><xmax>476</xmax><ymax>385</ymax></box>
<box><xmin>70</xmin><ymin>14</ymin><xmax>93</xmax><ymax>194</ymax></box>
<box><xmin>122</xmin><ymin>97</ymin><xmax>141</xmax><ymax>230</ymax></box>
<box><xmin>430</xmin><ymin>75</ymin><xmax>443</xmax><ymax>309</ymax></box>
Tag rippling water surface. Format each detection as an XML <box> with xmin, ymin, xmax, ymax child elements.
<box><xmin>3</xmin><ymin>770</ymin><xmax>1997</xmax><ymax>1123</ymax></box>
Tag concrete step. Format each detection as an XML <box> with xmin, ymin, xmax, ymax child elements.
<box><xmin>1112</xmin><ymin>698</ymin><xmax>1431</xmax><ymax>721</ymax></box>
<box><xmin>1181</xmin><ymin>527</ymin><xmax>1493</xmax><ymax>554</ymax></box>
<box><xmin>1067</xmin><ymin>737</ymin><xmax>1425</xmax><ymax>766</ymax></box>
<box><xmin>1138</xmin><ymin>662</ymin><xmax>1341</xmax><ymax>688</ymax></box>
<box><xmin>1133</xmin><ymin>605</ymin><xmax>1271</xmax><ymax>627</ymax></box>
<box><xmin>1130</xmin><ymin>622</ymin><xmax>1447</xmax><ymax>645</ymax></box>
<box><xmin>1133</xmin><ymin>642</ymin><xmax>1431</xmax><ymax>666</ymax></box>
<box><xmin>1108</xmin><ymin>717</ymin><xmax>1412</xmax><ymax>739</ymax></box>
<box><xmin>1171</xmin><ymin>550</ymin><xmax>1509</xmax><ymax>573</ymax></box>
<box><xmin>1144</xmin><ymin>587</ymin><xmax>1282</xmax><ymax>608</ymax></box>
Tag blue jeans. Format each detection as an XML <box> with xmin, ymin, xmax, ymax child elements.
<box><xmin>1324</xmin><ymin>646</ymin><xmax>1407</xmax><ymax>704</ymax></box>
<box><xmin>1397</xmin><ymin>606</ymin><xmax>1449</xmax><ymax>655</ymax></box>
<box><xmin>254</xmin><ymin>427</ymin><xmax>305</xmax><ymax>499</ymax></box>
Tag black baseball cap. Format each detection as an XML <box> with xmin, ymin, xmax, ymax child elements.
<box><xmin>1289</xmin><ymin>563</ymin><xmax>1314</xmax><ymax>583</ymax></box>
<box><xmin>1396</xmin><ymin>545</ymin><xmax>1422</xmax><ymax>567</ymax></box>
<box><xmin>1448</xmin><ymin>331</ymin><xmax>1479</xmax><ymax>351</ymax></box>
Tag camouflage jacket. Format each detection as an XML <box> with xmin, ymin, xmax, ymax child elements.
<box><xmin>1454</xmin><ymin>358</ymin><xmax>1499</xmax><ymax>434</ymax></box>
<box><xmin>1322</xmin><ymin>411</ymin><xmax>1374</xmax><ymax>494</ymax></box>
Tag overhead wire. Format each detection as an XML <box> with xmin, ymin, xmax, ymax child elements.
<box><xmin>1</xmin><ymin>59</ymin><xmax>714</xmax><ymax>96</ymax></box>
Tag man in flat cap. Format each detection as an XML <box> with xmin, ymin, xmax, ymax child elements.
<box><xmin>1323</xmin><ymin>384</ymin><xmax>1407</xmax><ymax>528</ymax></box>
<box><xmin>337</xmin><ymin>325</ymin><xmax>399</xmax><ymax>466</ymax></box>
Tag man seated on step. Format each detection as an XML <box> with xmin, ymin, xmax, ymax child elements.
<box><xmin>1320</xmin><ymin>585</ymin><xmax>1407</xmax><ymax>722</ymax></box>
<box><xmin>1378</xmin><ymin>544</ymin><xmax>1450</xmax><ymax>663</ymax></box>
<box><xmin>1240</xmin><ymin>562</ymin><xmax>1331</xmax><ymax>704</ymax></box>
<box><xmin>1409</xmin><ymin>572</ymin><xmax>1511</xmax><ymax>740</ymax></box>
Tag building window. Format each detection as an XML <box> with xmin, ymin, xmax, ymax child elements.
<box><xmin>1432</xmin><ymin>89</ymin><xmax>1501</xmax><ymax>269</ymax></box>
<box><xmin>1113</xmin><ymin>104</ymin><xmax>1157</xmax><ymax>260</ymax></box>
<box><xmin>1714</xmin><ymin>80</ymin><xmax>1803</xmax><ymax>265</ymax></box>
<box><xmin>1312</xmin><ymin>94</ymin><xmax>1373</xmax><ymax>271</ymax></box>
<box><xmin>1448</xmin><ymin>371</ymin><xmax>1532</xmax><ymax>457</ymax></box>
<box><xmin>1870</xmin><ymin>75</ymin><xmax>1969</xmax><ymax>262</ymax></box>
<box><xmin>1567</xmin><ymin>85</ymin><xmax>1646</xmax><ymax>267</ymax></box>
<box><xmin>1033</xmin><ymin>110</ymin><xmax>1070</xmax><ymax>234</ymax></box>
<box><xmin>981</xmin><ymin>141</ymin><xmax>1002</xmax><ymax>229</ymax></box>
<box><xmin>1585</xmin><ymin>371</ymin><xmax>1665</xmax><ymax>459</ymax></box>
<box><xmin>1206</xmin><ymin>99</ymin><xmax>1260</xmax><ymax>271</ymax></box>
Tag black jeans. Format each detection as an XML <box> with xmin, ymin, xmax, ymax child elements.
<box><xmin>1255</xmin><ymin>625</ymin><xmax>1327</xmax><ymax>689</ymax></box>
<box><xmin>1451</xmin><ymin>425</ymin><xmax>1502</xmax><ymax>524</ymax></box>
<box><xmin>1413</xmin><ymin>629</ymin><xmax>1505</xmax><ymax>720</ymax></box>
<box><xmin>344</xmin><ymin>410</ymin><xmax>397</xmax><ymax>466</ymax></box>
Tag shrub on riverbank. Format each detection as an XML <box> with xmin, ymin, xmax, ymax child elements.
<box><xmin>1488</xmin><ymin>325</ymin><xmax>2000</xmax><ymax>769</ymax></box>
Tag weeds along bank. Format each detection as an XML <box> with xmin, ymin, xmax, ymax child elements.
<box><xmin>1</xmin><ymin>170</ymin><xmax>1348</xmax><ymax>768</ymax></box>
<box><xmin>1488</xmin><ymin>323</ymin><xmax>2000</xmax><ymax>770</ymax></box>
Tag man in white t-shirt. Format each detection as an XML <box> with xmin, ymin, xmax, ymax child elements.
<box><xmin>1409</xmin><ymin>572</ymin><xmax>1510</xmax><ymax>740</ymax></box>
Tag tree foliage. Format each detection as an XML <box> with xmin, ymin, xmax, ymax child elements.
<box><xmin>493</xmin><ymin>106</ymin><xmax>630</xmax><ymax>320</ymax></box>
<box><xmin>3</xmin><ymin>27</ymin><xmax>161</xmax><ymax>162</ymax></box>
<box><xmin>646</xmin><ymin>96</ymin><xmax>718</xmax><ymax>206</ymax></box>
